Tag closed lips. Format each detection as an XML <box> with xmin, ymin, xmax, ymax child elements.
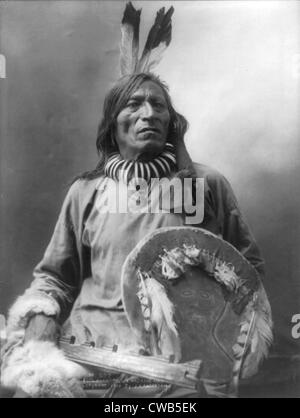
<box><xmin>139</xmin><ymin>127</ymin><xmax>160</xmax><ymax>133</ymax></box>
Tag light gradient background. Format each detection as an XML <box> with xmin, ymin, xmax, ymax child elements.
<box><xmin>0</xmin><ymin>0</ymin><xmax>299</xmax><ymax>358</ymax></box>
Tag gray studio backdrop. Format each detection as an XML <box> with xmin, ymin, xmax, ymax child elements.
<box><xmin>0</xmin><ymin>1</ymin><xmax>299</xmax><ymax>360</ymax></box>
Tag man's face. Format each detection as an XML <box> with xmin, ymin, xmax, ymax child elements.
<box><xmin>115</xmin><ymin>81</ymin><xmax>171</xmax><ymax>160</ymax></box>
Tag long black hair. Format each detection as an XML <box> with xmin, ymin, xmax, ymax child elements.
<box><xmin>77</xmin><ymin>73</ymin><xmax>188</xmax><ymax>181</ymax></box>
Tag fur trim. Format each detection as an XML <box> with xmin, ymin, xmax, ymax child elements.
<box><xmin>7</xmin><ymin>292</ymin><xmax>60</xmax><ymax>334</ymax></box>
<box><xmin>1</xmin><ymin>292</ymin><xmax>62</xmax><ymax>374</ymax></box>
<box><xmin>159</xmin><ymin>245</ymin><xmax>245</xmax><ymax>293</ymax></box>
<box><xmin>214</xmin><ymin>261</ymin><xmax>241</xmax><ymax>293</ymax></box>
<box><xmin>1</xmin><ymin>340</ymin><xmax>89</xmax><ymax>398</ymax></box>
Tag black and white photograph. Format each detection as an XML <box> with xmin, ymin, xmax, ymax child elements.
<box><xmin>0</xmin><ymin>0</ymin><xmax>299</xmax><ymax>400</ymax></box>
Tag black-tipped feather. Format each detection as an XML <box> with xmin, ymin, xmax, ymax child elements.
<box><xmin>120</xmin><ymin>2</ymin><xmax>174</xmax><ymax>75</ymax></box>
<box><xmin>142</xmin><ymin>6</ymin><xmax>174</xmax><ymax>54</ymax></box>
<box><xmin>122</xmin><ymin>2</ymin><xmax>141</xmax><ymax>40</ymax></box>
<box><xmin>120</xmin><ymin>2</ymin><xmax>141</xmax><ymax>76</ymax></box>
<box><xmin>137</xmin><ymin>6</ymin><xmax>174</xmax><ymax>73</ymax></box>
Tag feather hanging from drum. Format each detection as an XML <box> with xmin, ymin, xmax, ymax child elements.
<box><xmin>231</xmin><ymin>288</ymin><xmax>273</xmax><ymax>395</ymax></box>
<box><xmin>121</xmin><ymin>227</ymin><xmax>273</xmax><ymax>393</ymax></box>
<box><xmin>137</xmin><ymin>271</ymin><xmax>181</xmax><ymax>360</ymax></box>
<box><xmin>143</xmin><ymin>273</ymin><xmax>178</xmax><ymax>336</ymax></box>
<box><xmin>155</xmin><ymin>241</ymin><xmax>273</xmax><ymax>387</ymax></box>
<box><xmin>119</xmin><ymin>2</ymin><xmax>174</xmax><ymax>76</ymax></box>
<box><xmin>233</xmin><ymin>288</ymin><xmax>273</xmax><ymax>377</ymax></box>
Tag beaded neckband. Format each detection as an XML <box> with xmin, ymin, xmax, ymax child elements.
<box><xmin>104</xmin><ymin>143</ymin><xmax>176</xmax><ymax>184</ymax></box>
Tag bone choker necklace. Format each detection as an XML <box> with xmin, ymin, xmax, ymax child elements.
<box><xmin>104</xmin><ymin>143</ymin><xmax>176</xmax><ymax>184</ymax></box>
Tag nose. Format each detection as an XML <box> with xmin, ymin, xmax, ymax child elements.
<box><xmin>140</xmin><ymin>101</ymin><xmax>155</xmax><ymax>119</ymax></box>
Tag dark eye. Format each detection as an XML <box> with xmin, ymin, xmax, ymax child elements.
<box><xmin>153</xmin><ymin>101</ymin><xmax>166</xmax><ymax>111</ymax></box>
<box><xmin>126</xmin><ymin>100</ymin><xmax>140</xmax><ymax>109</ymax></box>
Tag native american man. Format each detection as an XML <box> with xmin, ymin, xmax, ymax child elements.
<box><xmin>0</xmin><ymin>4</ymin><xmax>272</xmax><ymax>398</ymax></box>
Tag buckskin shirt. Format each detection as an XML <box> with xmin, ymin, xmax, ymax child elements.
<box><xmin>25</xmin><ymin>162</ymin><xmax>265</xmax><ymax>350</ymax></box>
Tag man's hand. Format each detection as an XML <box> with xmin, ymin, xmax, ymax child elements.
<box><xmin>24</xmin><ymin>314</ymin><xmax>60</xmax><ymax>344</ymax></box>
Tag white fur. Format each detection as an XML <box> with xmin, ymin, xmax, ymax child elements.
<box><xmin>7</xmin><ymin>292</ymin><xmax>60</xmax><ymax>334</ymax></box>
<box><xmin>214</xmin><ymin>261</ymin><xmax>240</xmax><ymax>293</ymax></box>
<box><xmin>0</xmin><ymin>292</ymin><xmax>88</xmax><ymax>397</ymax></box>
<box><xmin>1</xmin><ymin>340</ymin><xmax>89</xmax><ymax>397</ymax></box>
<box><xmin>1</xmin><ymin>293</ymin><xmax>62</xmax><ymax>375</ymax></box>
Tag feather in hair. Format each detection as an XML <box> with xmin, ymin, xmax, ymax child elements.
<box><xmin>120</xmin><ymin>2</ymin><xmax>141</xmax><ymax>76</ymax></box>
<box><xmin>137</xmin><ymin>6</ymin><xmax>174</xmax><ymax>73</ymax></box>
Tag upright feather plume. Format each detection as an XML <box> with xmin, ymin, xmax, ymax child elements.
<box><xmin>137</xmin><ymin>6</ymin><xmax>174</xmax><ymax>72</ymax></box>
<box><xmin>120</xmin><ymin>2</ymin><xmax>141</xmax><ymax>76</ymax></box>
